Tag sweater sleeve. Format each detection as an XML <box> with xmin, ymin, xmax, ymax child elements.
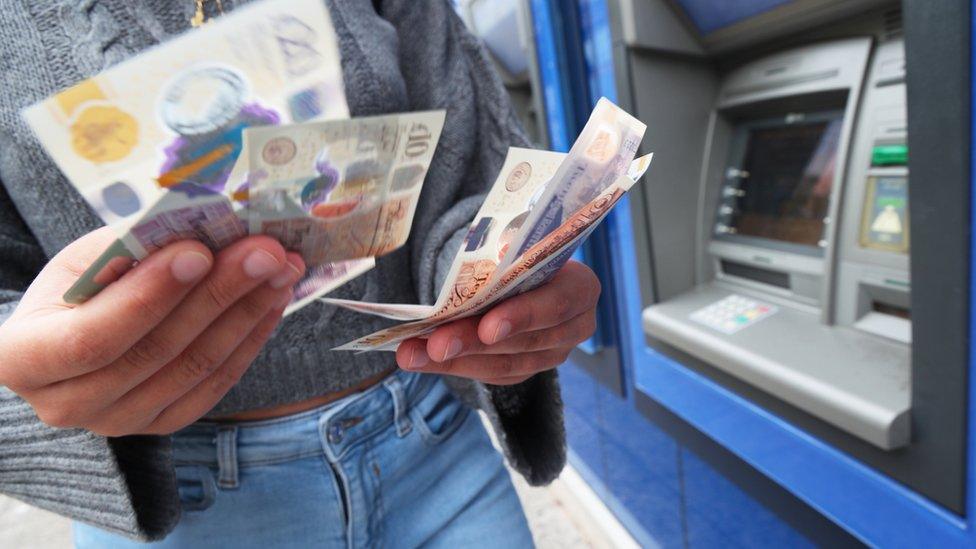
<box><xmin>0</xmin><ymin>174</ymin><xmax>179</xmax><ymax>540</ymax></box>
<box><xmin>394</xmin><ymin>1</ymin><xmax>566</xmax><ymax>486</ymax></box>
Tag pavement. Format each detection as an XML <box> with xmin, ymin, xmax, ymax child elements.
<box><xmin>0</xmin><ymin>495</ymin><xmax>72</xmax><ymax>547</ymax></box>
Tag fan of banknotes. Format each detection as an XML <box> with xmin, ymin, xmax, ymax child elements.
<box><xmin>327</xmin><ymin>99</ymin><xmax>652</xmax><ymax>351</ymax></box>
<box><xmin>22</xmin><ymin>0</ymin><xmax>653</xmax><ymax>353</ymax></box>
<box><xmin>23</xmin><ymin>0</ymin><xmax>445</xmax><ymax>315</ymax></box>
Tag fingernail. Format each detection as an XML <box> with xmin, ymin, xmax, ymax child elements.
<box><xmin>442</xmin><ymin>337</ymin><xmax>463</xmax><ymax>361</ymax></box>
<box><xmin>492</xmin><ymin>320</ymin><xmax>513</xmax><ymax>344</ymax></box>
<box><xmin>171</xmin><ymin>251</ymin><xmax>211</xmax><ymax>283</ymax></box>
<box><xmin>406</xmin><ymin>347</ymin><xmax>430</xmax><ymax>370</ymax></box>
<box><xmin>243</xmin><ymin>250</ymin><xmax>280</xmax><ymax>279</ymax></box>
<box><xmin>269</xmin><ymin>262</ymin><xmax>303</xmax><ymax>289</ymax></box>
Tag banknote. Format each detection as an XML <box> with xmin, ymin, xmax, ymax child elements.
<box><xmin>24</xmin><ymin>0</ymin><xmax>349</xmax><ymax>260</ymax></box>
<box><xmin>24</xmin><ymin>0</ymin><xmax>430</xmax><ymax>314</ymax></box>
<box><xmin>498</xmin><ymin>97</ymin><xmax>645</xmax><ymax>272</ymax></box>
<box><xmin>321</xmin><ymin>147</ymin><xmax>567</xmax><ymax>320</ymax></box>
<box><xmin>335</xmin><ymin>158</ymin><xmax>650</xmax><ymax>352</ymax></box>
<box><xmin>60</xmin><ymin>109</ymin><xmax>447</xmax><ymax>306</ymax></box>
<box><xmin>62</xmin><ymin>239</ymin><xmax>138</xmax><ymax>304</ymax></box>
<box><xmin>328</xmin><ymin>98</ymin><xmax>646</xmax><ymax>329</ymax></box>
<box><xmin>245</xmin><ymin>110</ymin><xmax>446</xmax><ymax>264</ymax></box>
<box><xmin>284</xmin><ymin>258</ymin><xmax>375</xmax><ymax>316</ymax></box>
<box><xmin>332</xmin><ymin>153</ymin><xmax>653</xmax><ymax>351</ymax></box>
<box><xmin>63</xmin><ymin>190</ymin><xmax>250</xmax><ymax>304</ymax></box>
<box><xmin>316</xmin><ymin>298</ymin><xmax>436</xmax><ymax>321</ymax></box>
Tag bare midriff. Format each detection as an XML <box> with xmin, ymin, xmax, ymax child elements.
<box><xmin>212</xmin><ymin>367</ymin><xmax>397</xmax><ymax>422</ymax></box>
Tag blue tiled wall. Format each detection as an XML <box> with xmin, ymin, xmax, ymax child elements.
<box><xmin>560</xmin><ymin>362</ymin><xmax>832</xmax><ymax>547</ymax></box>
<box><xmin>681</xmin><ymin>450</ymin><xmax>816</xmax><ymax>548</ymax></box>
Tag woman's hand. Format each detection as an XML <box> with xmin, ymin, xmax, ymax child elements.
<box><xmin>0</xmin><ymin>228</ymin><xmax>305</xmax><ymax>436</ymax></box>
<box><xmin>395</xmin><ymin>261</ymin><xmax>600</xmax><ymax>385</ymax></box>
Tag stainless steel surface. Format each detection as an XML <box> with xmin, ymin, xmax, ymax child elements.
<box><xmin>643</xmin><ymin>283</ymin><xmax>910</xmax><ymax>449</ymax></box>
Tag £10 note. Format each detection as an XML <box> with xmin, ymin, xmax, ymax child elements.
<box><xmin>245</xmin><ymin>110</ymin><xmax>446</xmax><ymax>264</ymax></box>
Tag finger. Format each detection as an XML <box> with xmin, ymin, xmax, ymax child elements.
<box><xmin>112</xmin><ymin>277</ymin><xmax>297</xmax><ymax>417</ymax></box>
<box><xmin>55</xmin><ymin>250</ymin><xmax>303</xmax><ymax>419</ymax></box>
<box><xmin>275</xmin><ymin>252</ymin><xmax>306</xmax><ymax>290</ymax></box>
<box><xmin>489</xmin><ymin>311</ymin><xmax>596</xmax><ymax>354</ymax></box>
<box><xmin>424</xmin><ymin>317</ymin><xmax>485</xmax><ymax>362</ymax></box>
<box><xmin>399</xmin><ymin>347</ymin><xmax>572</xmax><ymax>382</ymax></box>
<box><xmin>485</xmin><ymin>374</ymin><xmax>534</xmax><ymax>386</ymax></box>
<box><xmin>425</xmin><ymin>310</ymin><xmax>596</xmax><ymax>360</ymax></box>
<box><xmin>397</xmin><ymin>338</ymin><xmax>432</xmax><ymax>371</ymax></box>
<box><xmin>478</xmin><ymin>261</ymin><xmax>600</xmax><ymax>345</ymax></box>
<box><xmin>8</xmin><ymin>239</ymin><xmax>216</xmax><ymax>387</ymax></box>
<box><xmin>87</xmin><ymin>288</ymin><xmax>293</xmax><ymax>437</ymax></box>
<box><xmin>100</xmin><ymin>236</ymin><xmax>288</xmax><ymax>378</ymax></box>
<box><xmin>142</xmin><ymin>299</ymin><xmax>289</xmax><ymax>435</ymax></box>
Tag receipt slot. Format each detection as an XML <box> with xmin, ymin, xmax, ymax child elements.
<box><xmin>642</xmin><ymin>38</ymin><xmax>911</xmax><ymax>450</ymax></box>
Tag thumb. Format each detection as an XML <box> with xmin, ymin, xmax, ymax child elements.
<box><xmin>18</xmin><ymin>227</ymin><xmax>124</xmax><ymax>310</ymax></box>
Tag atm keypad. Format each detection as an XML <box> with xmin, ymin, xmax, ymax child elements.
<box><xmin>690</xmin><ymin>295</ymin><xmax>778</xmax><ymax>335</ymax></box>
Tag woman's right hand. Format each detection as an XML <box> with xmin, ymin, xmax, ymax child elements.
<box><xmin>0</xmin><ymin>228</ymin><xmax>305</xmax><ymax>436</ymax></box>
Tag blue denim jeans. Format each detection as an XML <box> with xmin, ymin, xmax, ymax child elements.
<box><xmin>73</xmin><ymin>371</ymin><xmax>533</xmax><ymax>548</ymax></box>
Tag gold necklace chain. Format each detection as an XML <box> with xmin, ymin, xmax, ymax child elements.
<box><xmin>191</xmin><ymin>0</ymin><xmax>225</xmax><ymax>27</ymax></box>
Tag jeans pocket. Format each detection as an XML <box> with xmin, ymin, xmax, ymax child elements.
<box><xmin>175</xmin><ymin>465</ymin><xmax>217</xmax><ymax>512</ymax></box>
<box><xmin>410</xmin><ymin>380</ymin><xmax>471</xmax><ymax>446</ymax></box>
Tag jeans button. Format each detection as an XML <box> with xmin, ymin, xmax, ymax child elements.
<box><xmin>328</xmin><ymin>423</ymin><xmax>344</xmax><ymax>444</ymax></box>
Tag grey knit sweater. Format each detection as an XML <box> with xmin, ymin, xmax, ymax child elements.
<box><xmin>0</xmin><ymin>0</ymin><xmax>565</xmax><ymax>540</ymax></box>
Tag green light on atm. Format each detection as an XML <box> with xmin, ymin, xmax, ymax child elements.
<box><xmin>878</xmin><ymin>197</ymin><xmax>906</xmax><ymax>208</ymax></box>
<box><xmin>872</xmin><ymin>144</ymin><xmax>908</xmax><ymax>166</ymax></box>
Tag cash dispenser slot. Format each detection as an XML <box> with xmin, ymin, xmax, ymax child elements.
<box><xmin>719</xmin><ymin>260</ymin><xmax>790</xmax><ymax>289</ymax></box>
<box><xmin>852</xmin><ymin>280</ymin><xmax>911</xmax><ymax>344</ymax></box>
<box><xmin>643</xmin><ymin>38</ymin><xmax>912</xmax><ymax>450</ymax></box>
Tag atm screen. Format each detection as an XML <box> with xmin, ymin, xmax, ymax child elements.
<box><xmin>719</xmin><ymin>111</ymin><xmax>843</xmax><ymax>248</ymax></box>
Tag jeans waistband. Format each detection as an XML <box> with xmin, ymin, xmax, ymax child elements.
<box><xmin>172</xmin><ymin>370</ymin><xmax>437</xmax><ymax>487</ymax></box>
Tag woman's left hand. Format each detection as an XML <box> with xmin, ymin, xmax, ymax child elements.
<box><xmin>395</xmin><ymin>261</ymin><xmax>600</xmax><ymax>385</ymax></box>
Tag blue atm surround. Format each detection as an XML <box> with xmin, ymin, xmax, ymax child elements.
<box><xmin>529</xmin><ymin>0</ymin><xmax>976</xmax><ymax>546</ymax></box>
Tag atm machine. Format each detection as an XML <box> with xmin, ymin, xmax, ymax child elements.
<box><xmin>642</xmin><ymin>36</ymin><xmax>911</xmax><ymax>450</ymax></box>
<box><xmin>511</xmin><ymin>0</ymin><xmax>973</xmax><ymax>546</ymax></box>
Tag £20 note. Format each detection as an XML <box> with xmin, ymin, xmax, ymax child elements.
<box><xmin>325</xmin><ymin>98</ymin><xmax>650</xmax><ymax>350</ymax></box>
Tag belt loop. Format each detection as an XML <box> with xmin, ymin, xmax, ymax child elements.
<box><xmin>383</xmin><ymin>375</ymin><xmax>412</xmax><ymax>437</ymax></box>
<box><xmin>216</xmin><ymin>425</ymin><xmax>239</xmax><ymax>489</ymax></box>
